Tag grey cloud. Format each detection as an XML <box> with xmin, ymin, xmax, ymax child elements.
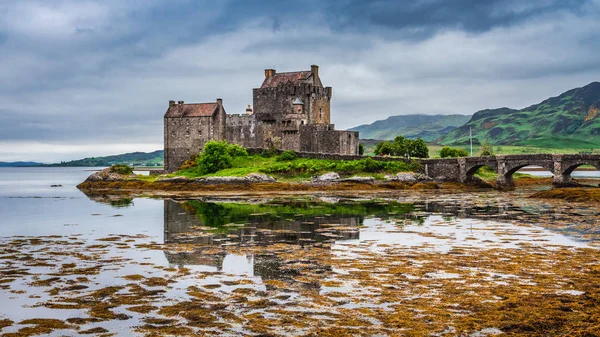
<box><xmin>1</xmin><ymin>0</ymin><xmax>600</xmax><ymax>162</ymax></box>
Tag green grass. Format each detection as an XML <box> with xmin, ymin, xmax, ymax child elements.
<box><xmin>474</xmin><ymin>166</ymin><xmax>532</xmax><ymax>180</ymax></box>
<box><xmin>173</xmin><ymin>154</ymin><xmax>421</xmax><ymax>180</ymax></box>
<box><xmin>426</xmin><ymin>144</ymin><xmax>600</xmax><ymax>158</ymax></box>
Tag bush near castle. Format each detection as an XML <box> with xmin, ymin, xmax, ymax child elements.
<box><xmin>374</xmin><ymin>136</ymin><xmax>429</xmax><ymax>158</ymax></box>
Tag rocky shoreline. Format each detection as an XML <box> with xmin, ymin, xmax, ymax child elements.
<box><xmin>77</xmin><ymin>168</ymin><xmax>599</xmax><ymax>200</ymax></box>
<box><xmin>77</xmin><ymin>168</ymin><xmax>479</xmax><ymax>198</ymax></box>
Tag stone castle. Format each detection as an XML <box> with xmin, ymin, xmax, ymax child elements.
<box><xmin>164</xmin><ymin>65</ymin><xmax>359</xmax><ymax>172</ymax></box>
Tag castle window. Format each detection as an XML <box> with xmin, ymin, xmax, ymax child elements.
<box><xmin>319</xmin><ymin>108</ymin><xmax>323</xmax><ymax>120</ymax></box>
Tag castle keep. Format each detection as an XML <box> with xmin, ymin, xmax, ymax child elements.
<box><xmin>164</xmin><ymin>65</ymin><xmax>359</xmax><ymax>172</ymax></box>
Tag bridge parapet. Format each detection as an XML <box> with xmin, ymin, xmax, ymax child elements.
<box><xmin>419</xmin><ymin>153</ymin><xmax>599</xmax><ymax>189</ymax></box>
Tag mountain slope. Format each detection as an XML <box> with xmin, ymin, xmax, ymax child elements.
<box><xmin>47</xmin><ymin>150</ymin><xmax>164</xmax><ymax>167</ymax></box>
<box><xmin>439</xmin><ymin>82</ymin><xmax>600</xmax><ymax>148</ymax></box>
<box><xmin>349</xmin><ymin>114</ymin><xmax>472</xmax><ymax>141</ymax></box>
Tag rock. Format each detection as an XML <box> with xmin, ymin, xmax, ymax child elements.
<box><xmin>195</xmin><ymin>177</ymin><xmax>248</xmax><ymax>184</ymax></box>
<box><xmin>395</xmin><ymin>172</ymin><xmax>418</xmax><ymax>182</ymax></box>
<box><xmin>314</xmin><ymin>172</ymin><xmax>340</xmax><ymax>182</ymax></box>
<box><xmin>156</xmin><ymin>176</ymin><xmax>192</xmax><ymax>183</ymax></box>
<box><xmin>84</xmin><ymin>171</ymin><xmax>105</xmax><ymax>182</ymax></box>
<box><xmin>245</xmin><ymin>173</ymin><xmax>276</xmax><ymax>182</ymax></box>
<box><xmin>341</xmin><ymin>176</ymin><xmax>375</xmax><ymax>183</ymax></box>
<box><xmin>84</xmin><ymin>168</ymin><xmax>129</xmax><ymax>182</ymax></box>
<box><xmin>414</xmin><ymin>173</ymin><xmax>433</xmax><ymax>181</ymax></box>
<box><xmin>434</xmin><ymin>176</ymin><xmax>448</xmax><ymax>182</ymax></box>
<box><xmin>384</xmin><ymin>174</ymin><xmax>397</xmax><ymax>181</ymax></box>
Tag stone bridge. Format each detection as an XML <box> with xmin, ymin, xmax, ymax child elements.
<box><xmin>421</xmin><ymin>154</ymin><xmax>600</xmax><ymax>188</ymax></box>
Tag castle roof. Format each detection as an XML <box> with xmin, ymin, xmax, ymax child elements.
<box><xmin>164</xmin><ymin>103</ymin><xmax>218</xmax><ymax>118</ymax></box>
<box><xmin>260</xmin><ymin>71</ymin><xmax>322</xmax><ymax>88</ymax></box>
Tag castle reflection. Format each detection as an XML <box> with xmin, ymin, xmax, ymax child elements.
<box><xmin>162</xmin><ymin>198</ymin><xmax>415</xmax><ymax>280</ymax></box>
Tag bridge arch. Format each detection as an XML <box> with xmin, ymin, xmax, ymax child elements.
<box><xmin>562</xmin><ymin>161</ymin><xmax>600</xmax><ymax>175</ymax></box>
<box><xmin>496</xmin><ymin>155</ymin><xmax>555</xmax><ymax>189</ymax></box>
<box><xmin>556</xmin><ymin>157</ymin><xmax>600</xmax><ymax>185</ymax></box>
<box><xmin>464</xmin><ymin>162</ymin><xmax>497</xmax><ymax>183</ymax></box>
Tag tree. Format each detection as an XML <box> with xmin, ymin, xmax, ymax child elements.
<box><xmin>406</xmin><ymin>138</ymin><xmax>429</xmax><ymax>158</ymax></box>
<box><xmin>440</xmin><ymin>146</ymin><xmax>469</xmax><ymax>158</ymax></box>
<box><xmin>374</xmin><ymin>141</ymin><xmax>395</xmax><ymax>156</ymax></box>
<box><xmin>374</xmin><ymin>137</ymin><xmax>429</xmax><ymax>158</ymax></box>
<box><xmin>480</xmin><ymin>140</ymin><xmax>494</xmax><ymax>156</ymax></box>
<box><xmin>358</xmin><ymin>143</ymin><xmax>365</xmax><ymax>155</ymax></box>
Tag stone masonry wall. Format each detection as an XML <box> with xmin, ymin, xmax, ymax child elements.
<box><xmin>225</xmin><ymin>114</ymin><xmax>258</xmax><ymax>148</ymax></box>
<box><xmin>164</xmin><ymin>116</ymin><xmax>215</xmax><ymax>172</ymax></box>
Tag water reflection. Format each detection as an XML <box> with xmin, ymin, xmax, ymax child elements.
<box><xmin>162</xmin><ymin>199</ymin><xmax>416</xmax><ymax>280</ymax></box>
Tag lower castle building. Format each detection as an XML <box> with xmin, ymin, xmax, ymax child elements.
<box><xmin>164</xmin><ymin>65</ymin><xmax>359</xmax><ymax>172</ymax></box>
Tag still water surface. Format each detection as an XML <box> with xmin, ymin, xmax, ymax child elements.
<box><xmin>0</xmin><ymin>167</ymin><xmax>599</xmax><ymax>336</ymax></box>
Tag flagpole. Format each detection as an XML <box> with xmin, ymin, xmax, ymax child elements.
<box><xmin>470</xmin><ymin>127</ymin><xmax>473</xmax><ymax>157</ymax></box>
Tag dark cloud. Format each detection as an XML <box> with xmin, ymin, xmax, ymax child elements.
<box><xmin>0</xmin><ymin>0</ymin><xmax>599</xmax><ymax>162</ymax></box>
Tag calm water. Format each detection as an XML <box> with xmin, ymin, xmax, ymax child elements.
<box><xmin>0</xmin><ymin>167</ymin><xmax>599</xmax><ymax>336</ymax></box>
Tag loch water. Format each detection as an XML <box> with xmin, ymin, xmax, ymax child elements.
<box><xmin>0</xmin><ymin>167</ymin><xmax>599</xmax><ymax>336</ymax></box>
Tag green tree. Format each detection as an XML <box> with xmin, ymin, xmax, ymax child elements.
<box><xmin>358</xmin><ymin>143</ymin><xmax>365</xmax><ymax>155</ymax></box>
<box><xmin>196</xmin><ymin>141</ymin><xmax>234</xmax><ymax>174</ymax></box>
<box><xmin>374</xmin><ymin>137</ymin><xmax>429</xmax><ymax>158</ymax></box>
<box><xmin>480</xmin><ymin>140</ymin><xmax>494</xmax><ymax>156</ymax></box>
<box><xmin>406</xmin><ymin>138</ymin><xmax>429</xmax><ymax>158</ymax></box>
<box><xmin>374</xmin><ymin>141</ymin><xmax>395</xmax><ymax>156</ymax></box>
<box><xmin>440</xmin><ymin>146</ymin><xmax>469</xmax><ymax>158</ymax></box>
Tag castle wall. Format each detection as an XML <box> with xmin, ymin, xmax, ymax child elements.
<box><xmin>164</xmin><ymin>116</ymin><xmax>213</xmax><ymax>172</ymax></box>
<box><xmin>253</xmin><ymin>84</ymin><xmax>332</xmax><ymax>125</ymax></box>
<box><xmin>225</xmin><ymin>114</ymin><xmax>258</xmax><ymax>148</ymax></box>
<box><xmin>299</xmin><ymin>125</ymin><xmax>359</xmax><ymax>155</ymax></box>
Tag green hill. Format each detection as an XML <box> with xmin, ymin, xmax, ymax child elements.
<box><xmin>439</xmin><ymin>82</ymin><xmax>600</xmax><ymax>149</ymax></box>
<box><xmin>349</xmin><ymin>114</ymin><xmax>471</xmax><ymax>141</ymax></box>
<box><xmin>48</xmin><ymin>150</ymin><xmax>164</xmax><ymax>167</ymax></box>
<box><xmin>0</xmin><ymin>161</ymin><xmax>44</xmax><ymax>167</ymax></box>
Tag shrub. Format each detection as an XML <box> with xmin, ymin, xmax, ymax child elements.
<box><xmin>227</xmin><ymin>143</ymin><xmax>248</xmax><ymax>157</ymax></box>
<box><xmin>196</xmin><ymin>141</ymin><xmax>234</xmax><ymax>174</ymax></box>
<box><xmin>480</xmin><ymin>140</ymin><xmax>494</xmax><ymax>156</ymax></box>
<box><xmin>276</xmin><ymin>150</ymin><xmax>298</xmax><ymax>162</ymax></box>
<box><xmin>440</xmin><ymin>146</ymin><xmax>469</xmax><ymax>158</ymax></box>
<box><xmin>109</xmin><ymin>164</ymin><xmax>133</xmax><ymax>175</ymax></box>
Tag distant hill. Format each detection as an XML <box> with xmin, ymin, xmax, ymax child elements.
<box><xmin>0</xmin><ymin>161</ymin><xmax>44</xmax><ymax>167</ymax></box>
<box><xmin>47</xmin><ymin>150</ymin><xmax>164</xmax><ymax>167</ymax></box>
<box><xmin>440</xmin><ymin>82</ymin><xmax>600</xmax><ymax>148</ymax></box>
<box><xmin>349</xmin><ymin>114</ymin><xmax>472</xmax><ymax>141</ymax></box>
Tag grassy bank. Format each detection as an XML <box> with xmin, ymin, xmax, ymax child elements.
<box><xmin>174</xmin><ymin>152</ymin><xmax>421</xmax><ymax>181</ymax></box>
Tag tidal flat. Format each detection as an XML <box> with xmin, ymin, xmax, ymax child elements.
<box><xmin>1</xmin><ymin>168</ymin><xmax>600</xmax><ymax>336</ymax></box>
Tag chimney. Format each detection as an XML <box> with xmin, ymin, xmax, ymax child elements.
<box><xmin>264</xmin><ymin>69</ymin><xmax>276</xmax><ymax>78</ymax></box>
<box><xmin>245</xmin><ymin>104</ymin><xmax>253</xmax><ymax>115</ymax></box>
<box><xmin>169</xmin><ymin>100</ymin><xmax>175</xmax><ymax>107</ymax></box>
<box><xmin>311</xmin><ymin>65</ymin><xmax>319</xmax><ymax>86</ymax></box>
<box><xmin>216</xmin><ymin>98</ymin><xmax>222</xmax><ymax>107</ymax></box>
<box><xmin>178</xmin><ymin>100</ymin><xmax>184</xmax><ymax>105</ymax></box>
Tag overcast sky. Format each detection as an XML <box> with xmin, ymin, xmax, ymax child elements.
<box><xmin>1</xmin><ymin>0</ymin><xmax>600</xmax><ymax>162</ymax></box>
